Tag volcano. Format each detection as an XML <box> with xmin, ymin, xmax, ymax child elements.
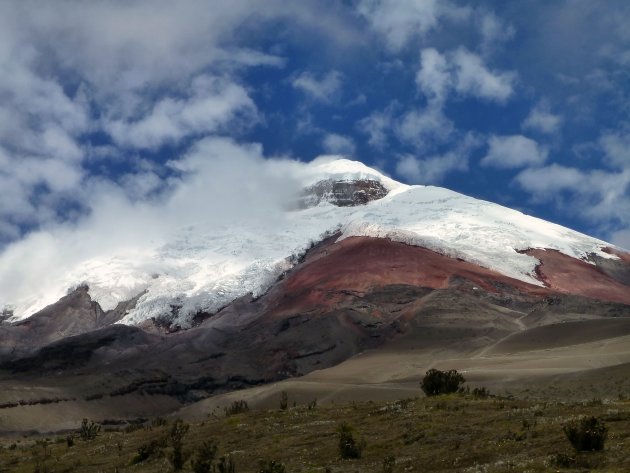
<box><xmin>1</xmin><ymin>159</ymin><xmax>629</xmax><ymax>432</ymax></box>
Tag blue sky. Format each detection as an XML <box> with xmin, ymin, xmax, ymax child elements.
<box><xmin>0</xmin><ymin>0</ymin><xmax>629</xmax><ymax>251</ymax></box>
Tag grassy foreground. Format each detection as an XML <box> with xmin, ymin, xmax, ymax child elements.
<box><xmin>1</xmin><ymin>394</ymin><xmax>629</xmax><ymax>472</ymax></box>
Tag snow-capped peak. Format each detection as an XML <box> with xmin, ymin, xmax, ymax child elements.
<box><xmin>300</xmin><ymin>156</ymin><xmax>408</xmax><ymax>194</ymax></box>
<box><xmin>1</xmin><ymin>158</ymin><xmax>619</xmax><ymax>327</ymax></box>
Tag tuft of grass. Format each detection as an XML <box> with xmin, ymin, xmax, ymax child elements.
<box><xmin>279</xmin><ymin>391</ymin><xmax>288</xmax><ymax>411</ymax></box>
<box><xmin>78</xmin><ymin>418</ymin><xmax>100</xmax><ymax>441</ymax></box>
<box><xmin>258</xmin><ymin>459</ymin><xmax>286</xmax><ymax>473</ymax></box>
<box><xmin>168</xmin><ymin>418</ymin><xmax>189</xmax><ymax>470</ymax></box>
<box><xmin>224</xmin><ymin>399</ymin><xmax>249</xmax><ymax>417</ymax></box>
<box><xmin>337</xmin><ymin>422</ymin><xmax>364</xmax><ymax>459</ymax></box>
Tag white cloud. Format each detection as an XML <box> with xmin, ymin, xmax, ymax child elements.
<box><xmin>416</xmin><ymin>48</ymin><xmax>451</xmax><ymax>104</ymax></box>
<box><xmin>356</xmin><ymin>0</ymin><xmax>470</xmax><ymax>51</ymax></box>
<box><xmin>522</xmin><ymin>101</ymin><xmax>563</xmax><ymax>134</ymax></box>
<box><xmin>415</xmin><ymin>47</ymin><xmax>516</xmax><ymax>105</ymax></box>
<box><xmin>395</xmin><ymin>132</ymin><xmax>480</xmax><ymax>183</ymax></box>
<box><xmin>5</xmin><ymin>1</ymin><xmax>290</xmax><ymax>105</ymax></box>
<box><xmin>514</xmin><ymin>164</ymin><xmax>586</xmax><ymax>196</ymax></box>
<box><xmin>322</xmin><ymin>133</ymin><xmax>356</xmax><ymax>156</ymax></box>
<box><xmin>478</xmin><ymin>11</ymin><xmax>515</xmax><ymax>54</ymax></box>
<box><xmin>0</xmin><ymin>0</ymin><xmax>330</xmax><ymax>244</ymax></box>
<box><xmin>357</xmin><ymin>109</ymin><xmax>394</xmax><ymax>149</ymax></box>
<box><xmin>610</xmin><ymin>228</ymin><xmax>630</xmax><ymax>250</ymax></box>
<box><xmin>600</xmin><ymin>131</ymin><xmax>630</xmax><ymax>169</ymax></box>
<box><xmin>0</xmin><ymin>138</ymin><xmax>322</xmax><ymax>317</ymax></box>
<box><xmin>363</xmin><ymin>47</ymin><xmax>515</xmax><ymax>155</ymax></box>
<box><xmin>515</xmin><ymin>164</ymin><xmax>630</xmax><ymax>226</ymax></box>
<box><xmin>395</xmin><ymin>106</ymin><xmax>454</xmax><ymax>148</ymax></box>
<box><xmin>396</xmin><ymin>152</ymin><xmax>466</xmax><ymax>184</ymax></box>
<box><xmin>105</xmin><ymin>75</ymin><xmax>257</xmax><ymax>150</ymax></box>
<box><xmin>364</xmin><ymin>47</ymin><xmax>515</xmax><ymax>153</ymax></box>
<box><xmin>451</xmin><ymin>48</ymin><xmax>516</xmax><ymax>102</ymax></box>
<box><xmin>292</xmin><ymin>71</ymin><xmax>343</xmax><ymax>103</ymax></box>
<box><xmin>13</xmin><ymin>158</ymin><xmax>83</xmax><ymax>193</ymax></box>
<box><xmin>513</xmin><ymin>128</ymin><xmax>630</xmax><ymax>246</ymax></box>
<box><xmin>481</xmin><ymin>135</ymin><xmax>548</xmax><ymax>169</ymax></box>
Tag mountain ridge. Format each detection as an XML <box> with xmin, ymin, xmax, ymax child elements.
<box><xmin>2</xmin><ymin>158</ymin><xmax>625</xmax><ymax>329</ymax></box>
<box><xmin>1</xmin><ymin>228</ymin><xmax>629</xmax><ymax>432</ymax></box>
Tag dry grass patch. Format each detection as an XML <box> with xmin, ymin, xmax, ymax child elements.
<box><xmin>0</xmin><ymin>395</ymin><xmax>629</xmax><ymax>472</ymax></box>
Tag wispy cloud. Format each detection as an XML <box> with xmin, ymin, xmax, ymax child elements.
<box><xmin>292</xmin><ymin>71</ymin><xmax>344</xmax><ymax>103</ymax></box>
<box><xmin>481</xmin><ymin>135</ymin><xmax>548</xmax><ymax>169</ymax></box>
<box><xmin>522</xmin><ymin>101</ymin><xmax>563</xmax><ymax>135</ymax></box>
<box><xmin>104</xmin><ymin>76</ymin><xmax>257</xmax><ymax>150</ymax></box>
<box><xmin>356</xmin><ymin>0</ymin><xmax>470</xmax><ymax>51</ymax></box>
<box><xmin>0</xmin><ymin>0</ymin><xmax>316</xmax><ymax>243</ymax></box>
<box><xmin>451</xmin><ymin>48</ymin><xmax>516</xmax><ymax>103</ymax></box>
<box><xmin>416</xmin><ymin>47</ymin><xmax>516</xmax><ymax>104</ymax></box>
<box><xmin>0</xmin><ymin>138</ymin><xmax>307</xmax><ymax>317</ymax></box>
<box><xmin>322</xmin><ymin>133</ymin><xmax>356</xmax><ymax>156</ymax></box>
<box><xmin>395</xmin><ymin>132</ymin><xmax>481</xmax><ymax>184</ymax></box>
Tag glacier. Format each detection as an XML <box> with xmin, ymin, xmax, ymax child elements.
<box><xmin>1</xmin><ymin>157</ymin><xmax>618</xmax><ymax>327</ymax></box>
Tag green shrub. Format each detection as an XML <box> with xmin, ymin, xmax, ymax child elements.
<box><xmin>472</xmin><ymin>387</ymin><xmax>490</xmax><ymax>399</ymax></box>
<box><xmin>169</xmin><ymin>419</ymin><xmax>190</xmax><ymax>470</ymax></box>
<box><xmin>382</xmin><ymin>455</ymin><xmax>395</xmax><ymax>473</ymax></box>
<box><xmin>548</xmin><ymin>452</ymin><xmax>576</xmax><ymax>468</ymax></box>
<box><xmin>191</xmin><ymin>440</ymin><xmax>218</xmax><ymax>473</ymax></box>
<box><xmin>258</xmin><ymin>459</ymin><xmax>286</xmax><ymax>473</ymax></box>
<box><xmin>420</xmin><ymin>369</ymin><xmax>465</xmax><ymax>396</ymax></box>
<box><xmin>151</xmin><ymin>417</ymin><xmax>168</xmax><ymax>428</ymax></box>
<box><xmin>337</xmin><ymin>422</ymin><xmax>364</xmax><ymax>459</ymax></box>
<box><xmin>280</xmin><ymin>391</ymin><xmax>288</xmax><ymax>411</ymax></box>
<box><xmin>124</xmin><ymin>422</ymin><xmax>145</xmax><ymax>434</ymax></box>
<box><xmin>217</xmin><ymin>455</ymin><xmax>236</xmax><ymax>473</ymax></box>
<box><xmin>224</xmin><ymin>400</ymin><xmax>249</xmax><ymax>416</ymax></box>
<box><xmin>563</xmin><ymin>416</ymin><xmax>607</xmax><ymax>452</ymax></box>
<box><xmin>132</xmin><ymin>439</ymin><xmax>165</xmax><ymax>464</ymax></box>
<box><xmin>79</xmin><ymin>418</ymin><xmax>100</xmax><ymax>441</ymax></box>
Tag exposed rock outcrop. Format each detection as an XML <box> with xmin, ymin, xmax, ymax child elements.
<box><xmin>299</xmin><ymin>179</ymin><xmax>388</xmax><ymax>208</ymax></box>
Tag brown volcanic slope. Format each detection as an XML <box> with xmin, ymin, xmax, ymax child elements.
<box><xmin>263</xmin><ymin>236</ymin><xmax>630</xmax><ymax>318</ymax></box>
<box><xmin>263</xmin><ymin>236</ymin><xmax>552</xmax><ymax>317</ymax></box>
<box><xmin>525</xmin><ymin>248</ymin><xmax>630</xmax><ymax>305</ymax></box>
<box><xmin>1</xmin><ymin>236</ymin><xmax>630</xmax><ymax>432</ymax></box>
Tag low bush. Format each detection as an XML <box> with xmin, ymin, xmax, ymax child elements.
<box><xmin>258</xmin><ymin>459</ymin><xmax>286</xmax><ymax>473</ymax></box>
<box><xmin>280</xmin><ymin>391</ymin><xmax>288</xmax><ymax>411</ymax></box>
<box><xmin>79</xmin><ymin>418</ymin><xmax>100</xmax><ymax>441</ymax></box>
<box><xmin>382</xmin><ymin>455</ymin><xmax>395</xmax><ymax>473</ymax></box>
<box><xmin>548</xmin><ymin>452</ymin><xmax>575</xmax><ymax>468</ymax></box>
<box><xmin>217</xmin><ymin>455</ymin><xmax>237</xmax><ymax>473</ymax></box>
<box><xmin>131</xmin><ymin>438</ymin><xmax>165</xmax><ymax>464</ymax></box>
<box><xmin>192</xmin><ymin>440</ymin><xmax>218</xmax><ymax>473</ymax></box>
<box><xmin>420</xmin><ymin>369</ymin><xmax>465</xmax><ymax>396</ymax></box>
<box><xmin>151</xmin><ymin>417</ymin><xmax>168</xmax><ymax>428</ymax></box>
<box><xmin>563</xmin><ymin>416</ymin><xmax>607</xmax><ymax>451</ymax></box>
<box><xmin>472</xmin><ymin>387</ymin><xmax>490</xmax><ymax>399</ymax></box>
<box><xmin>169</xmin><ymin>419</ymin><xmax>190</xmax><ymax>470</ymax></box>
<box><xmin>337</xmin><ymin>422</ymin><xmax>364</xmax><ymax>459</ymax></box>
<box><xmin>124</xmin><ymin>422</ymin><xmax>145</xmax><ymax>434</ymax></box>
<box><xmin>224</xmin><ymin>400</ymin><xmax>249</xmax><ymax>416</ymax></box>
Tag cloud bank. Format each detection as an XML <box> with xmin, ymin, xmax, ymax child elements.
<box><xmin>2</xmin><ymin>0</ymin><xmax>630</xmax><ymax>317</ymax></box>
